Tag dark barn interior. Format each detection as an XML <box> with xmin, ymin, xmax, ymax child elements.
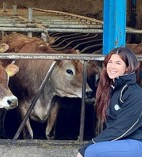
<box><xmin>5</xmin><ymin>98</ymin><xmax>96</xmax><ymax>140</ymax></box>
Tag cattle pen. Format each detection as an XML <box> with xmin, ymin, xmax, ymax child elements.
<box><xmin>0</xmin><ymin>2</ymin><xmax>142</xmax><ymax>157</ymax></box>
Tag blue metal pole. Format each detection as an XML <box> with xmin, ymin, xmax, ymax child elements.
<box><xmin>103</xmin><ymin>0</ymin><xmax>127</xmax><ymax>55</ymax></box>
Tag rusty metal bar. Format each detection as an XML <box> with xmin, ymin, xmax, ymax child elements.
<box><xmin>13</xmin><ymin>61</ymin><xmax>57</xmax><ymax>140</ymax></box>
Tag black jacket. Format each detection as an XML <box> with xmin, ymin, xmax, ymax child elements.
<box><xmin>79</xmin><ymin>73</ymin><xmax>142</xmax><ymax>156</ymax></box>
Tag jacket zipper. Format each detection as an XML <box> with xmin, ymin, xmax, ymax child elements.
<box><xmin>119</xmin><ymin>84</ymin><xmax>128</xmax><ymax>103</ymax></box>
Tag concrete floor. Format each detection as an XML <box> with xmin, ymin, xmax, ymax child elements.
<box><xmin>0</xmin><ymin>140</ymin><xmax>86</xmax><ymax>157</ymax></box>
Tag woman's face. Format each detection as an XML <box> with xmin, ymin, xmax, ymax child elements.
<box><xmin>107</xmin><ymin>54</ymin><xmax>128</xmax><ymax>79</ymax></box>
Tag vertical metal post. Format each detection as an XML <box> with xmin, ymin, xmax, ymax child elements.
<box><xmin>28</xmin><ymin>8</ymin><xmax>33</xmax><ymax>23</ymax></box>
<box><xmin>13</xmin><ymin>5</ymin><xmax>17</xmax><ymax>16</ymax></box>
<box><xmin>78</xmin><ymin>60</ymin><xmax>87</xmax><ymax>142</ymax></box>
<box><xmin>103</xmin><ymin>0</ymin><xmax>127</xmax><ymax>54</ymax></box>
<box><xmin>28</xmin><ymin>8</ymin><xmax>33</xmax><ymax>37</ymax></box>
<box><xmin>3</xmin><ymin>2</ymin><xmax>7</xmax><ymax>12</ymax></box>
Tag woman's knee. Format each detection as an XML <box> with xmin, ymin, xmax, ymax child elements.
<box><xmin>84</xmin><ymin>144</ymin><xmax>102</xmax><ymax>157</ymax></box>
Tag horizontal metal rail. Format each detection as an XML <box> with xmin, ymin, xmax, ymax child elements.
<box><xmin>0</xmin><ymin>53</ymin><xmax>142</xmax><ymax>61</ymax></box>
<box><xmin>0</xmin><ymin>25</ymin><xmax>142</xmax><ymax>34</ymax></box>
<box><xmin>0</xmin><ymin>27</ymin><xmax>47</xmax><ymax>33</ymax></box>
<box><xmin>0</xmin><ymin>23</ymin><xmax>102</xmax><ymax>29</ymax></box>
<box><xmin>1</xmin><ymin>8</ymin><xmax>142</xmax><ymax>34</ymax></box>
<box><xmin>126</xmin><ymin>27</ymin><xmax>142</xmax><ymax>34</ymax></box>
<box><xmin>0</xmin><ymin>53</ymin><xmax>105</xmax><ymax>61</ymax></box>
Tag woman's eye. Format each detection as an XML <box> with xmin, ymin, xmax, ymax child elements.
<box><xmin>66</xmin><ymin>69</ymin><xmax>73</xmax><ymax>75</ymax></box>
<box><xmin>116</xmin><ymin>62</ymin><xmax>121</xmax><ymax>65</ymax></box>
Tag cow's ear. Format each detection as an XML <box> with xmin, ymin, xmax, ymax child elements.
<box><xmin>0</xmin><ymin>43</ymin><xmax>9</xmax><ymax>53</ymax></box>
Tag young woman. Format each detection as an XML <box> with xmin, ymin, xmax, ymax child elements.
<box><xmin>77</xmin><ymin>47</ymin><xmax>142</xmax><ymax>157</ymax></box>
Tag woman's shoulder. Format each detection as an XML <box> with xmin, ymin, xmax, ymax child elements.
<box><xmin>122</xmin><ymin>83</ymin><xmax>142</xmax><ymax>100</ymax></box>
<box><xmin>119</xmin><ymin>84</ymin><xmax>142</xmax><ymax>111</ymax></box>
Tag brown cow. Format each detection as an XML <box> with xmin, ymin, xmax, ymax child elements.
<box><xmin>0</xmin><ymin>60</ymin><xmax>18</xmax><ymax>138</ymax></box>
<box><xmin>1</xmin><ymin>33</ymin><xmax>95</xmax><ymax>139</ymax></box>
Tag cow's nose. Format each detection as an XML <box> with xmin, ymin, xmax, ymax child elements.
<box><xmin>7</xmin><ymin>96</ymin><xmax>18</xmax><ymax>108</ymax></box>
<box><xmin>85</xmin><ymin>90</ymin><xmax>94</xmax><ymax>99</ymax></box>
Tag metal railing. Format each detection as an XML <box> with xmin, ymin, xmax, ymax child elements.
<box><xmin>1</xmin><ymin>53</ymin><xmax>142</xmax><ymax>142</ymax></box>
<box><xmin>0</xmin><ymin>53</ymin><xmax>104</xmax><ymax>142</ymax></box>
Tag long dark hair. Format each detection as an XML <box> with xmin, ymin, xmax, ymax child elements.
<box><xmin>96</xmin><ymin>47</ymin><xmax>140</xmax><ymax>122</ymax></box>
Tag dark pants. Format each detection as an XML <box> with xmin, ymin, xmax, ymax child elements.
<box><xmin>85</xmin><ymin>139</ymin><xmax>142</xmax><ymax>157</ymax></box>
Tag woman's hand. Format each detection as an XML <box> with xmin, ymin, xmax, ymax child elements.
<box><xmin>77</xmin><ymin>152</ymin><xmax>83</xmax><ymax>157</ymax></box>
<box><xmin>5</xmin><ymin>63</ymin><xmax>19</xmax><ymax>77</ymax></box>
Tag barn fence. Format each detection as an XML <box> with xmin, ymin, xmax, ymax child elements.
<box><xmin>0</xmin><ymin>53</ymin><xmax>104</xmax><ymax>142</ymax></box>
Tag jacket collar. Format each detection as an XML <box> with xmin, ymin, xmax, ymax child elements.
<box><xmin>113</xmin><ymin>72</ymin><xmax>136</xmax><ymax>88</ymax></box>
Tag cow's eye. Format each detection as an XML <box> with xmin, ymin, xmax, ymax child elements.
<box><xmin>66</xmin><ymin>69</ymin><xmax>73</xmax><ymax>75</ymax></box>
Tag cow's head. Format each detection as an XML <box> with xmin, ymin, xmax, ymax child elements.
<box><xmin>0</xmin><ymin>63</ymin><xmax>18</xmax><ymax>109</ymax></box>
<box><xmin>0</xmin><ymin>43</ymin><xmax>18</xmax><ymax>109</ymax></box>
<box><xmin>50</xmin><ymin>58</ymin><xmax>93</xmax><ymax>98</ymax></box>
